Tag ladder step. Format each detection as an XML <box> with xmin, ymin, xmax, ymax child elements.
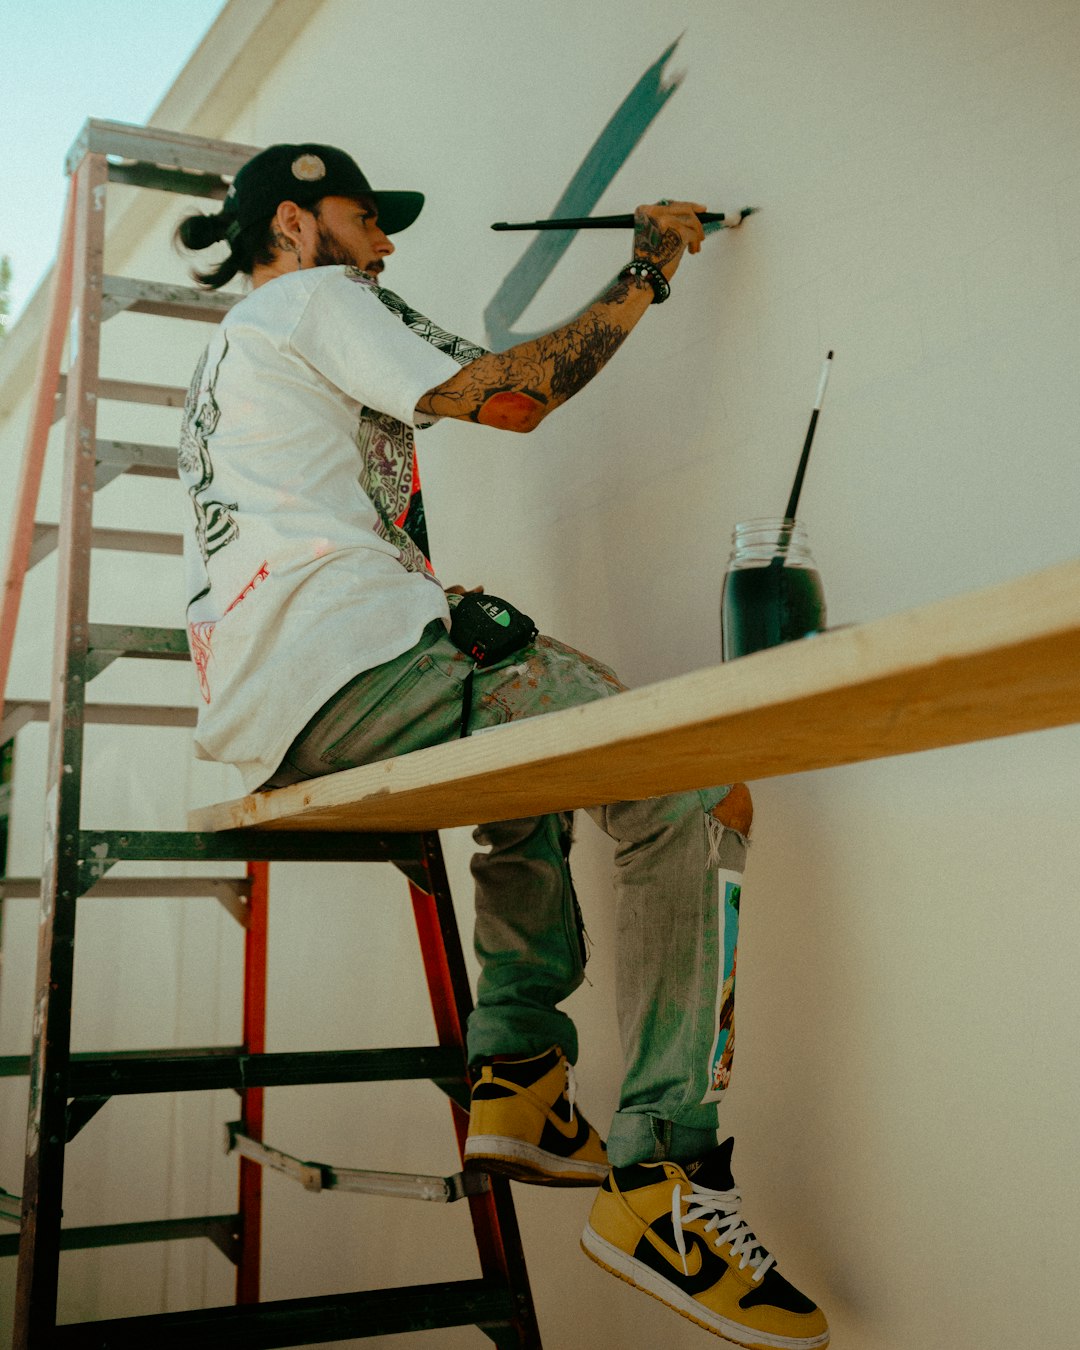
<box><xmin>0</xmin><ymin>1213</ymin><xmax>239</xmax><ymax>1261</ymax></box>
<box><xmin>75</xmin><ymin>829</ymin><xmax>427</xmax><ymax>868</ymax></box>
<box><xmin>54</xmin><ymin>377</ymin><xmax>189</xmax><ymax>423</ymax></box>
<box><xmin>2</xmin><ymin>875</ymin><xmax>248</xmax><ymax>900</ymax></box>
<box><xmin>2</xmin><ymin>874</ymin><xmax>251</xmax><ymax>926</ymax></box>
<box><xmin>30</xmin><ymin>524</ymin><xmax>182</xmax><ymax>569</ymax></box>
<box><xmin>87</xmin><ymin>623</ymin><xmax>190</xmax><ymax>660</ymax></box>
<box><xmin>68</xmin><ymin>119</ymin><xmax>260</xmax><ymax>181</ymax></box>
<box><xmin>0</xmin><ymin>1186</ymin><xmax>18</xmax><ymax>1224</ymax></box>
<box><xmin>82</xmin><ymin>625</ymin><xmax>189</xmax><ymax>685</ymax></box>
<box><xmin>49</xmin><ymin>1278</ymin><xmax>513</xmax><ymax>1348</ymax></box>
<box><xmin>225</xmin><ymin>1126</ymin><xmax>488</xmax><ymax>1202</ymax></box>
<box><xmin>107</xmin><ymin>162</ymin><xmax>233</xmax><ymax>200</ymax></box>
<box><xmin>0</xmin><ymin>1046</ymin><xmax>465</xmax><ymax>1095</ymax></box>
<box><xmin>0</xmin><ymin>702</ymin><xmax>196</xmax><ymax>740</ymax></box>
<box><xmin>101</xmin><ymin>275</ymin><xmax>238</xmax><ymax>324</ymax></box>
<box><xmin>95</xmin><ymin>439</ymin><xmax>177</xmax><ymax>487</ymax></box>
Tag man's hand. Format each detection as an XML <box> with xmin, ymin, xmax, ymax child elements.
<box><xmin>633</xmin><ymin>201</ymin><xmax>708</xmax><ymax>281</ymax></box>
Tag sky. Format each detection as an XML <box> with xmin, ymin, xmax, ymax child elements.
<box><xmin>1</xmin><ymin>0</ymin><xmax>230</xmax><ymax>324</ymax></box>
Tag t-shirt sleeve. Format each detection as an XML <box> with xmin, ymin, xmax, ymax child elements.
<box><xmin>289</xmin><ymin>270</ymin><xmax>465</xmax><ymax>427</ymax></box>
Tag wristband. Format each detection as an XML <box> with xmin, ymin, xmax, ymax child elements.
<box><xmin>619</xmin><ymin>259</ymin><xmax>671</xmax><ymax>305</ymax></box>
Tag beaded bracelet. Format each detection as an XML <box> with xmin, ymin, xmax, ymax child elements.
<box><xmin>618</xmin><ymin>259</ymin><xmax>671</xmax><ymax>305</ymax></box>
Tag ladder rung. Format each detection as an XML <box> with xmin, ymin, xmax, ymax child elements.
<box><xmin>76</xmin><ymin>829</ymin><xmax>428</xmax><ymax>867</ymax></box>
<box><xmin>95</xmin><ymin>439</ymin><xmax>177</xmax><ymax>486</ymax></box>
<box><xmin>0</xmin><ymin>1186</ymin><xmax>18</xmax><ymax>1225</ymax></box>
<box><xmin>64</xmin><ymin>1046</ymin><xmax>464</xmax><ymax>1097</ymax></box>
<box><xmin>0</xmin><ymin>1048</ymin><xmax>466</xmax><ymax>1096</ymax></box>
<box><xmin>0</xmin><ymin>1047</ymin><xmax>242</xmax><ymax>1081</ymax></box>
<box><xmin>0</xmin><ymin>701</ymin><xmax>196</xmax><ymax>733</ymax></box>
<box><xmin>2</xmin><ymin>875</ymin><xmax>249</xmax><ymax>900</ymax></box>
<box><xmin>107</xmin><ymin>162</ymin><xmax>231</xmax><ymax>200</ymax></box>
<box><xmin>225</xmin><ymin>1127</ymin><xmax>488</xmax><ymax>1202</ymax></box>
<box><xmin>30</xmin><ymin>524</ymin><xmax>182</xmax><ymax>569</ymax></box>
<box><xmin>0</xmin><ymin>1213</ymin><xmax>239</xmax><ymax>1261</ymax></box>
<box><xmin>87</xmin><ymin>623</ymin><xmax>190</xmax><ymax>660</ymax></box>
<box><xmin>67</xmin><ymin>119</ymin><xmax>260</xmax><ymax>181</ymax></box>
<box><xmin>54</xmin><ymin>377</ymin><xmax>188</xmax><ymax>423</ymax></box>
<box><xmin>48</xmin><ymin>1279</ymin><xmax>512</xmax><ymax>1348</ymax></box>
<box><xmin>101</xmin><ymin>275</ymin><xmax>237</xmax><ymax>324</ymax></box>
<box><xmin>1</xmin><ymin>874</ymin><xmax>250</xmax><ymax>926</ymax></box>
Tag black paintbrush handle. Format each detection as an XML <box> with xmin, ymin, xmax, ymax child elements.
<box><xmin>784</xmin><ymin>409</ymin><xmax>821</xmax><ymax>524</ymax></box>
<box><xmin>491</xmin><ymin>211</ymin><xmax>730</xmax><ymax>231</ymax></box>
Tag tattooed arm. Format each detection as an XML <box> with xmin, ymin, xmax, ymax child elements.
<box><xmin>416</xmin><ymin>200</ymin><xmax>706</xmax><ymax>432</ymax></box>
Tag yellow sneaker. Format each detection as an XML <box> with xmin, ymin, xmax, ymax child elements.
<box><xmin>581</xmin><ymin>1138</ymin><xmax>829</xmax><ymax>1348</ymax></box>
<box><xmin>464</xmin><ymin>1046</ymin><xmax>608</xmax><ymax>1186</ymax></box>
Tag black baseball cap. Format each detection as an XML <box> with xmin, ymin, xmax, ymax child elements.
<box><xmin>221</xmin><ymin>143</ymin><xmax>424</xmax><ymax>244</ymax></box>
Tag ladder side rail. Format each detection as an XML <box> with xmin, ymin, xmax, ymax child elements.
<box><xmin>410</xmin><ymin>836</ymin><xmax>541</xmax><ymax>1349</ymax></box>
<box><xmin>13</xmin><ymin>149</ymin><xmax>109</xmax><ymax>1350</ymax></box>
<box><xmin>236</xmin><ymin>861</ymin><xmax>268</xmax><ymax>1303</ymax></box>
<box><xmin>0</xmin><ymin>182</ymin><xmax>77</xmax><ymax>706</ymax></box>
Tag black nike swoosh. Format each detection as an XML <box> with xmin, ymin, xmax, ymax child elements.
<box><xmin>538</xmin><ymin>1110</ymin><xmax>593</xmax><ymax>1154</ymax></box>
<box><xmin>633</xmin><ymin>1213</ymin><xmax>729</xmax><ymax>1296</ymax></box>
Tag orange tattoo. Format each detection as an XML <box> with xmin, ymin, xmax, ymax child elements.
<box><xmin>476</xmin><ymin>391</ymin><xmax>545</xmax><ymax>432</ymax></box>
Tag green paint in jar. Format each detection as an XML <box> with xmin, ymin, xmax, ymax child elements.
<box><xmin>721</xmin><ymin>519</ymin><xmax>826</xmax><ymax>660</ymax></box>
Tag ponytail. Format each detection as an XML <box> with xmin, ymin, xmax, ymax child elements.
<box><xmin>174</xmin><ymin>209</ymin><xmax>277</xmax><ymax>290</ymax></box>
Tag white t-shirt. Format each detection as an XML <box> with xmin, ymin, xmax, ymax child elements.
<box><xmin>178</xmin><ymin>265</ymin><xmax>475</xmax><ymax>790</ymax></box>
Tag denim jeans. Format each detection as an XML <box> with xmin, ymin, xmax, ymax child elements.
<box><xmin>264</xmin><ymin>620</ymin><xmax>747</xmax><ymax>1167</ymax></box>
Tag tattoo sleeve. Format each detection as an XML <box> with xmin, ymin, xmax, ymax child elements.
<box><xmin>416</xmin><ymin>270</ymin><xmax>651</xmax><ymax>431</ymax></box>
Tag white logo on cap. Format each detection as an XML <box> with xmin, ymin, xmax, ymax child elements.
<box><xmin>292</xmin><ymin>154</ymin><xmax>326</xmax><ymax>182</ymax></box>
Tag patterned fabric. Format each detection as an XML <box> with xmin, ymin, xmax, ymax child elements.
<box><xmin>347</xmin><ymin>268</ymin><xmax>487</xmax><ymax>573</ymax></box>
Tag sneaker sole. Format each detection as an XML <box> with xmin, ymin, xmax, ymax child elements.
<box><xmin>465</xmin><ymin>1134</ymin><xmax>608</xmax><ymax>1187</ymax></box>
<box><xmin>581</xmin><ymin>1223</ymin><xmax>830</xmax><ymax>1350</ymax></box>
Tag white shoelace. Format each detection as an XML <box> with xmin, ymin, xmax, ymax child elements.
<box><xmin>564</xmin><ymin>1060</ymin><xmax>578</xmax><ymax>1122</ymax></box>
<box><xmin>670</xmin><ymin>1181</ymin><xmax>777</xmax><ymax>1282</ymax></box>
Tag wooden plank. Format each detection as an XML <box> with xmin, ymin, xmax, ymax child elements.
<box><xmin>189</xmin><ymin>557</ymin><xmax>1080</xmax><ymax>834</ymax></box>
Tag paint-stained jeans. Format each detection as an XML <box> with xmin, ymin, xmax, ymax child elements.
<box><xmin>264</xmin><ymin>620</ymin><xmax>747</xmax><ymax>1167</ymax></box>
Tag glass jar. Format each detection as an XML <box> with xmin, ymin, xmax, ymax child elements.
<box><xmin>720</xmin><ymin>518</ymin><xmax>826</xmax><ymax>660</ymax></box>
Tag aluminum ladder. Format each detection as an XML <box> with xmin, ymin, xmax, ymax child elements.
<box><xmin>0</xmin><ymin>118</ymin><xmax>540</xmax><ymax>1349</ymax></box>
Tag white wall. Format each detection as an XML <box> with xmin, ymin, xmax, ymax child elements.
<box><xmin>2</xmin><ymin>1</ymin><xmax>1079</xmax><ymax>1346</ymax></box>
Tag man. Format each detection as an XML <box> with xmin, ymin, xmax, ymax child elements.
<box><xmin>177</xmin><ymin>142</ymin><xmax>828</xmax><ymax>1348</ymax></box>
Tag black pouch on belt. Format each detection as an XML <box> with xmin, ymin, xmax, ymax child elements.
<box><xmin>447</xmin><ymin>592</ymin><xmax>539</xmax><ymax>737</ymax></box>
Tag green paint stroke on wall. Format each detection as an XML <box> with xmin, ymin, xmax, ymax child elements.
<box><xmin>483</xmin><ymin>36</ymin><xmax>685</xmax><ymax>350</ymax></box>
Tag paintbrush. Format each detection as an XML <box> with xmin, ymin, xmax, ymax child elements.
<box><xmin>771</xmin><ymin>351</ymin><xmax>834</xmax><ymax>568</ymax></box>
<box><xmin>491</xmin><ymin>207</ymin><xmax>757</xmax><ymax>231</ymax></box>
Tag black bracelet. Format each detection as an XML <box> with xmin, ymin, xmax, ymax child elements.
<box><xmin>619</xmin><ymin>259</ymin><xmax>671</xmax><ymax>305</ymax></box>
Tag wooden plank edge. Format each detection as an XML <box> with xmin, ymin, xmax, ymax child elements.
<box><xmin>188</xmin><ymin>557</ymin><xmax>1080</xmax><ymax>833</ymax></box>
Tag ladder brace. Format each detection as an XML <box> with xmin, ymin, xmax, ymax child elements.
<box><xmin>224</xmin><ymin>1123</ymin><xmax>490</xmax><ymax>1202</ymax></box>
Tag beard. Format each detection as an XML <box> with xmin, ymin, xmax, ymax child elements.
<box><xmin>312</xmin><ymin>223</ymin><xmax>384</xmax><ymax>274</ymax></box>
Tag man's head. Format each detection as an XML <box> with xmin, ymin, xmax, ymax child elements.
<box><xmin>177</xmin><ymin>143</ymin><xmax>424</xmax><ymax>289</ymax></box>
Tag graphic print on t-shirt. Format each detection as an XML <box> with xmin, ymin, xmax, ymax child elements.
<box><xmin>179</xmin><ymin>338</ymin><xmax>239</xmax><ymax>604</ymax></box>
<box><xmin>346</xmin><ymin>270</ymin><xmax>487</xmax><ymax>574</ymax></box>
<box><xmin>356</xmin><ymin>407</ymin><xmax>434</xmax><ymax>574</ymax></box>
